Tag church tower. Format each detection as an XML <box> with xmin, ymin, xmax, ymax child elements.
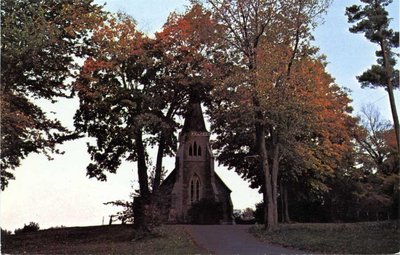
<box><xmin>160</xmin><ymin>98</ymin><xmax>233</xmax><ymax>224</ymax></box>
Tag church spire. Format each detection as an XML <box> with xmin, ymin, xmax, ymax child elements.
<box><xmin>182</xmin><ymin>96</ymin><xmax>208</xmax><ymax>133</ymax></box>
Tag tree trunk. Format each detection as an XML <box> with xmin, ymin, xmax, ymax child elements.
<box><xmin>280</xmin><ymin>184</ymin><xmax>284</xmax><ymax>223</ymax></box>
<box><xmin>134</xmin><ymin>130</ymin><xmax>150</xmax><ymax>231</ymax></box>
<box><xmin>136</xmin><ymin>130</ymin><xmax>149</xmax><ymax>197</ymax></box>
<box><xmin>253</xmin><ymin>93</ymin><xmax>277</xmax><ymax>230</ymax></box>
<box><xmin>153</xmin><ymin>134</ymin><xmax>166</xmax><ymax>192</ymax></box>
<box><xmin>380</xmin><ymin>39</ymin><xmax>400</xmax><ymax>165</ymax></box>
<box><xmin>264</xmin><ymin>159</ymin><xmax>275</xmax><ymax>230</ymax></box>
<box><xmin>282</xmin><ymin>183</ymin><xmax>291</xmax><ymax>223</ymax></box>
<box><xmin>256</xmin><ymin>122</ymin><xmax>275</xmax><ymax>230</ymax></box>
<box><xmin>133</xmin><ymin>196</ymin><xmax>151</xmax><ymax>232</ymax></box>
<box><xmin>153</xmin><ymin>104</ymin><xmax>176</xmax><ymax>192</ymax></box>
<box><xmin>271</xmin><ymin>138</ymin><xmax>280</xmax><ymax>225</ymax></box>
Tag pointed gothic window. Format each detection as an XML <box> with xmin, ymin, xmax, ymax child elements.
<box><xmin>193</xmin><ymin>142</ymin><xmax>197</xmax><ymax>156</ymax></box>
<box><xmin>189</xmin><ymin>145</ymin><xmax>192</xmax><ymax>156</ymax></box>
<box><xmin>198</xmin><ymin>146</ymin><xmax>202</xmax><ymax>156</ymax></box>
<box><xmin>190</xmin><ymin>180</ymin><xmax>194</xmax><ymax>202</ymax></box>
<box><xmin>196</xmin><ymin>179</ymin><xmax>200</xmax><ymax>201</ymax></box>
<box><xmin>190</xmin><ymin>174</ymin><xmax>201</xmax><ymax>203</ymax></box>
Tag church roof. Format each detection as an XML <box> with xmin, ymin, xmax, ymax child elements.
<box><xmin>215</xmin><ymin>172</ymin><xmax>232</xmax><ymax>193</ymax></box>
<box><xmin>181</xmin><ymin>100</ymin><xmax>208</xmax><ymax>133</ymax></box>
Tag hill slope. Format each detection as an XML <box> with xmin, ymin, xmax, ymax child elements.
<box><xmin>1</xmin><ymin>224</ymin><xmax>204</xmax><ymax>254</ymax></box>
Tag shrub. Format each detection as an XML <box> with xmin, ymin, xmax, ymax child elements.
<box><xmin>1</xmin><ymin>228</ymin><xmax>11</xmax><ymax>236</ymax></box>
<box><xmin>47</xmin><ymin>225</ymin><xmax>66</xmax><ymax>230</ymax></box>
<box><xmin>234</xmin><ymin>208</ymin><xmax>256</xmax><ymax>224</ymax></box>
<box><xmin>254</xmin><ymin>202</ymin><xmax>264</xmax><ymax>224</ymax></box>
<box><xmin>14</xmin><ymin>222</ymin><xmax>40</xmax><ymax>234</ymax></box>
<box><xmin>104</xmin><ymin>200</ymin><xmax>134</xmax><ymax>224</ymax></box>
<box><xmin>188</xmin><ymin>198</ymin><xmax>223</xmax><ymax>224</ymax></box>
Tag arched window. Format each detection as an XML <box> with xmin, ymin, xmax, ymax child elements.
<box><xmin>198</xmin><ymin>146</ymin><xmax>202</xmax><ymax>156</ymax></box>
<box><xmin>196</xmin><ymin>178</ymin><xmax>200</xmax><ymax>201</ymax></box>
<box><xmin>193</xmin><ymin>142</ymin><xmax>197</xmax><ymax>156</ymax></box>
<box><xmin>190</xmin><ymin>180</ymin><xmax>194</xmax><ymax>202</ymax></box>
<box><xmin>189</xmin><ymin>145</ymin><xmax>192</xmax><ymax>156</ymax></box>
<box><xmin>190</xmin><ymin>174</ymin><xmax>201</xmax><ymax>203</ymax></box>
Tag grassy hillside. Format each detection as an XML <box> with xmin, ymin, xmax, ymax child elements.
<box><xmin>251</xmin><ymin>221</ymin><xmax>400</xmax><ymax>254</ymax></box>
<box><xmin>1</xmin><ymin>224</ymin><xmax>204</xmax><ymax>254</ymax></box>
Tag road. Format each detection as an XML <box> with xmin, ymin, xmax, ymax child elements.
<box><xmin>184</xmin><ymin>225</ymin><xmax>304</xmax><ymax>255</ymax></box>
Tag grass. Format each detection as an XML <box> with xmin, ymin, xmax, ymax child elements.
<box><xmin>1</xmin><ymin>224</ymin><xmax>205</xmax><ymax>254</ymax></box>
<box><xmin>250</xmin><ymin>221</ymin><xmax>400</xmax><ymax>254</ymax></box>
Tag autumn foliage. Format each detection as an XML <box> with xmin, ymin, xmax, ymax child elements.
<box><xmin>2</xmin><ymin>0</ymin><xmax>398</xmax><ymax>228</ymax></box>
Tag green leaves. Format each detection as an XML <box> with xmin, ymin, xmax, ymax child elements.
<box><xmin>0</xmin><ymin>0</ymin><xmax>104</xmax><ymax>189</ymax></box>
<box><xmin>346</xmin><ymin>0</ymin><xmax>399</xmax><ymax>86</ymax></box>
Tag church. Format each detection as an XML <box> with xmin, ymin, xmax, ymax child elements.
<box><xmin>159</xmin><ymin>99</ymin><xmax>233</xmax><ymax>224</ymax></box>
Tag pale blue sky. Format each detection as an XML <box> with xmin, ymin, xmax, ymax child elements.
<box><xmin>313</xmin><ymin>0</ymin><xmax>399</xmax><ymax>120</ymax></box>
<box><xmin>1</xmin><ymin>0</ymin><xmax>398</xmax><ymax>232</ymax></box>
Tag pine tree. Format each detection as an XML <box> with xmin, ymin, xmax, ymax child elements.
<box><xmin>346</xmin><ymin>0</ymin><xmax>400</xmax><ymax>157</ymax></box>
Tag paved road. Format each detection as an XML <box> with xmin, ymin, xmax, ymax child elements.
<box><xmin>184</xmin><ymin>225</ymin><xmax>304</xmax><ymax>255</ymax></box>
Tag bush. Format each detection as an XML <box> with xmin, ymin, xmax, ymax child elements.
<box><xmin>188</xmin><ymin>198</ymin><xmax>223</xmax><ymax>224</ymax></box>
<box><xmin>47</xmin><ymin>225</ymin><xmax>66</xmax><ymax>230</ymax></box>
<box><xmin>14</xmin><ymin>222</ymin><xmax>40</xmax><ymax>234</ymax></box>
<box><xmin>235</xmin><ymin>217</ymin><xmax>257</xmax><ymax>224</ymax></box>
<box><xmin>234</xmin><ymin>208</ymin><xmax>257</xmax><ymax>224</ymax></box>
<box><xmin>254</xmin><ymin>202</ymin><xmax>264</xmax><ymax>224</ymax></box>
<box><xmin>1</xmin><ymin>228</ymin><xmax>11</xmax><ymax>236</ymax></box>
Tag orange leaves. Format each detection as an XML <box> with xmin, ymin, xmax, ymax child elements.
<box><xmin>382</xmin><ymin>129</ymin><xmax>398</xmax><ymax>150</ymax></box>
<box><xmin>82</xmin><ymin>57</ymin><xmax>114</xmax><ymax>74</ymax></box>
<box><xmin>75</xmin><ymin>12</ymin><xmax>147</xmax><ymax>98</ymax></box>
<box><xmin>151</xmin><ymin>4</ymin><xmax>225</xmax><ymax>98</ymax></box>
<box><xmin>255</xmin><ymin>38</ymin><xmax>355</xmax><ymax>170</ymax></box>
<box><xmin>91</xmin><ymin>13</ymin><xmax>144</xmax><ymax>63</ymax></box>
<box><xmin>157</xmin><ymin>4</ymin><xmax>216</xmax><ymax>47</ymax></box>
<box><xmin>0</xmin><ymin>92</ymin><xmax>35</xmax><ymax>132</ymax></box>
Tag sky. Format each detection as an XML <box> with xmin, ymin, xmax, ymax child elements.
<box><xmin>1</xmin><ymin>0</ymin><xmax>399</xmax><ymax>232</ymax></box>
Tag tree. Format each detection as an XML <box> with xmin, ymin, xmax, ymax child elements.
<box><xmin>74</xmin><ymin>12</ymin><xmax>178</xmax><ymax>230</ymax></box>
<box><xmin>355</xmin><ymin>104</ymin><xmax>398</xmax><ymax>173</ymax></box>
<box><xmin>353</xmin><ymin>104</ymin><xmax>399</xmax><ymax>219</ymax></box>
<box><xmin>74</xmin><ymin>14</ymin><xmax>169</xmax><ymax>230</ymax></box>
<box><xmin>14</xmin><ymin>222</ymin><xmax>40</xmax><ymax>234</ymax></box>
<box><xmin>319</xmin><ymin>105</ymin><xmax>399</xmax><ymax>223</ymax></box>
<box><xmin>346</xmin><ymin>0</ymin><xmax>400</xmax><ymax>158</ymax></box>
<box><xmin>0</xmin><ymin>0</ymin><xmax>104</xmax><ymax>189</ymax></box>
<box><xmin>206</xmin><ymin>0</ymin><xmax>331</xmax><ymax>230</ymax></box>
<box><xmin>74</xmin><ymin>4</ymin><xmax>220</xmax><ymax>230</ymax></box>
<box><xmin>211</xmin><ymin>53</ymin><xmax>355</xmax><ymax>223</ymax></box>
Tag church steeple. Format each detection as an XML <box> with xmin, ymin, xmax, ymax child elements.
<box><xmin>158</xmin><ymin>92</ymin><xmax>233</xmax><ymax>225</ymax></box>
<box><xmin>181</xmin><ymin>97</ymin><xmax>208</xmax><ymax>133</ymax></box>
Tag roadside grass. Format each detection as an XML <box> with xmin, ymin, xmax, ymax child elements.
<box><xmin>1</xmin><ymin>224</ymin><xmax>204</xmax><ymax>254</ymax></box>
<box><xmin>250</xmin><ymin>221</ymin><xmax>400</xmax><ymax>254</ymax></box>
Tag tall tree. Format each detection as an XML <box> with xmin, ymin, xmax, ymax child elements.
<box><xmin>74</xmin><ymin>13</ymin><xmax>175</xmax><ymax>230</ymax></box>
<box><xmin>206</xmin><ymin>0</ymin><xmax>331</xmax><ymax>229</ymax></box>
<box><xmin>346</xmin><ymin>0</ymin><xmax>400</xmax><ymax>157</ymax></box>
<box><xmin>0</xmin><ymin>0</ymin><xmax>104</xmax><ymax>189</ymax></box>
<box><xmin>74</xmin><ymin>4</ymin><xmax>220</xmax><ymax>229</ymax></box>
<box><xmin>210</xmin><ymin>54</ymin><xmax>355</xmax><ymax>225</ymax></box>
<box><xmin>75</xmin><ymin>13</ymin><xmax>152</xmax><ymax>197</ymax></box>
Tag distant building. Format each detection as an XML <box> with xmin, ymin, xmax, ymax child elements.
<box><xmin>159</xmin><ymin>98</ymin><xmax>233</xmax><ymax>224</ymax></box>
